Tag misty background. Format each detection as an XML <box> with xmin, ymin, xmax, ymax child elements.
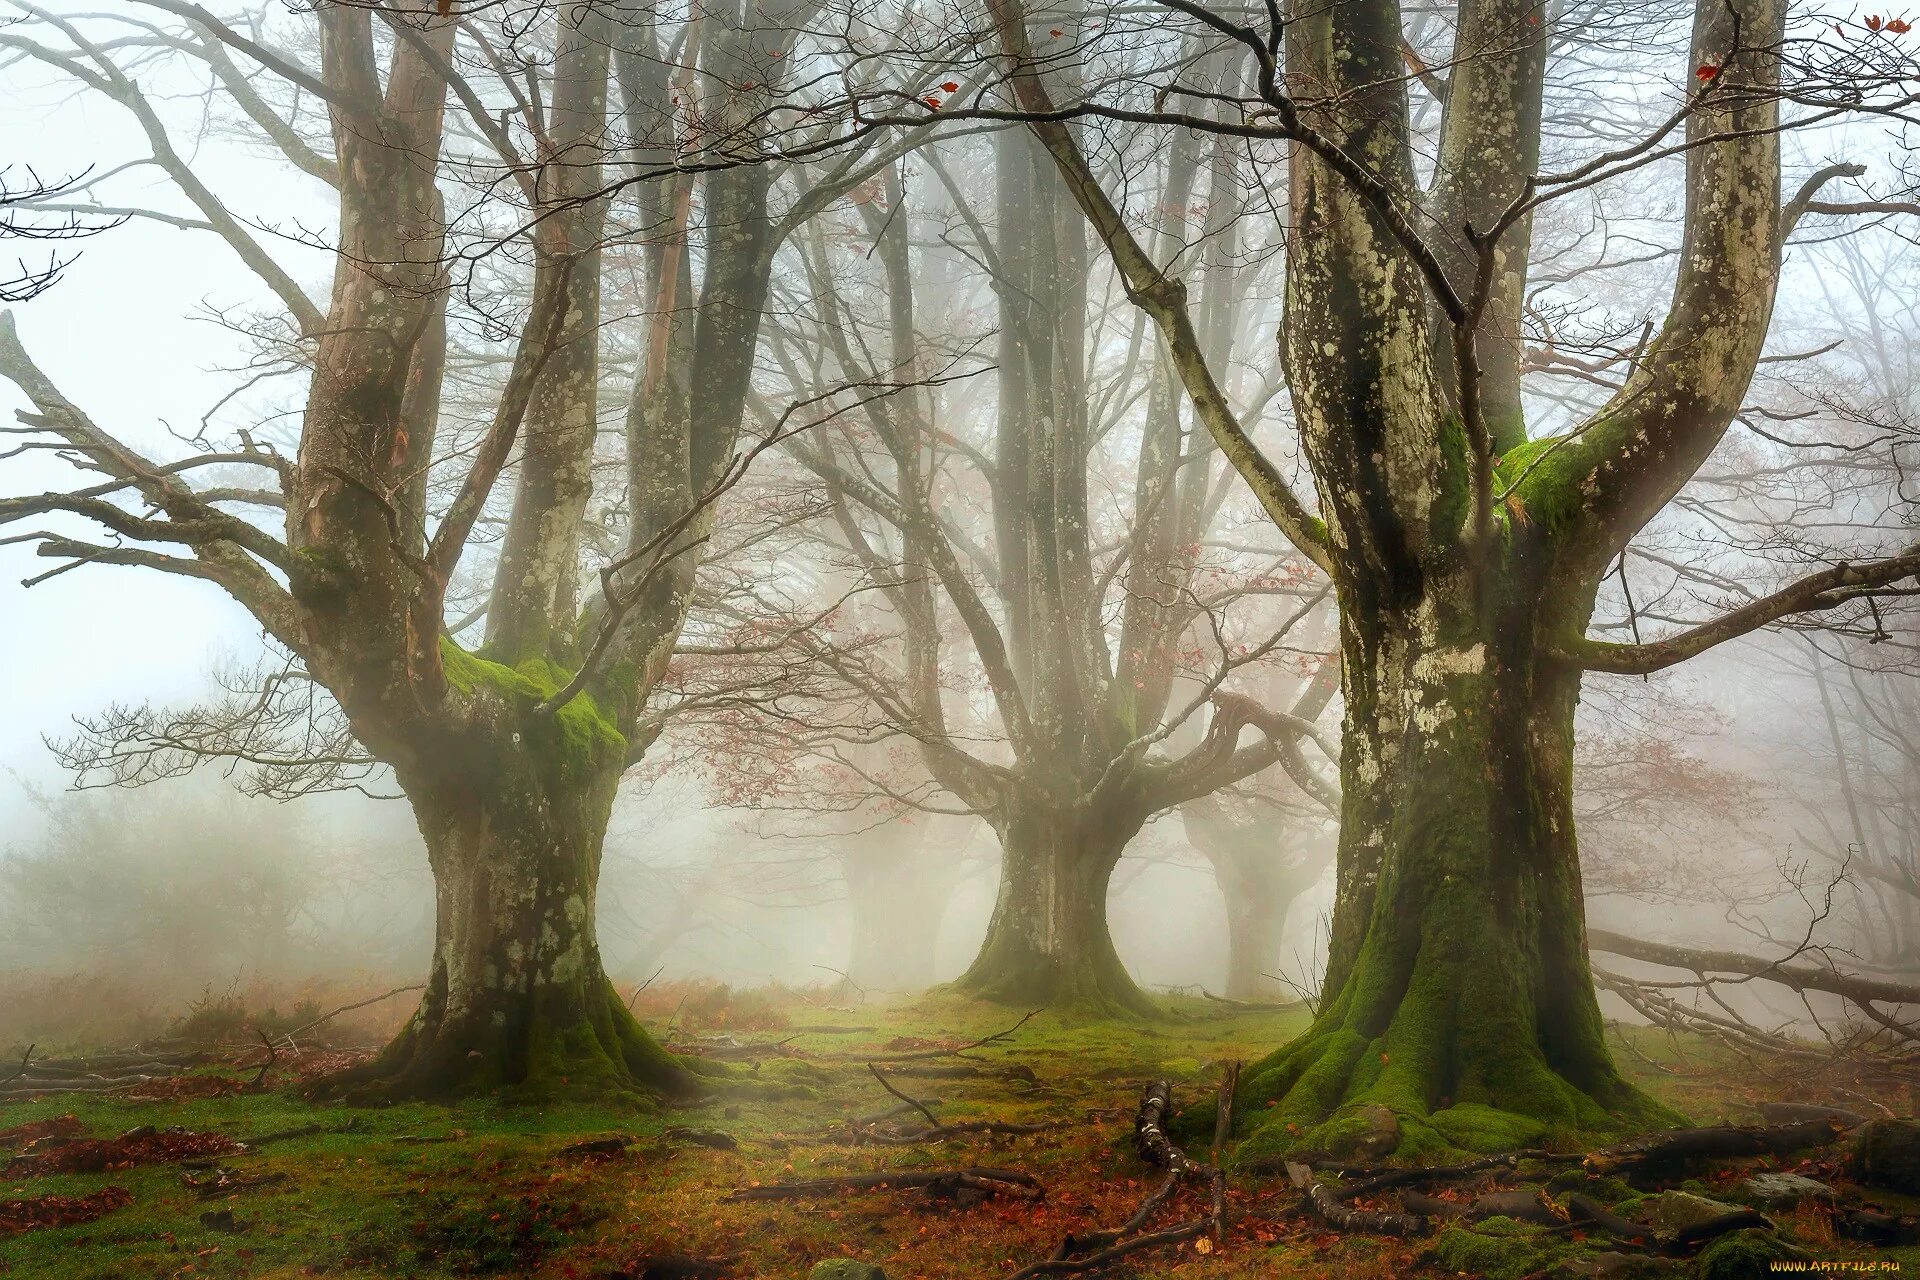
<box><xmin>0</xmin><ymin>0</ymin><xmax>1906</xmax><ymax>1054</ymax></box>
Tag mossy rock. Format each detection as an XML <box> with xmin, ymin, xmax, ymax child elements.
<box><xmin>808</xmin><ymin>1261</ymin><xmax>886</xmax><ymax>1280</ymax></box>
<box><xmin>1546</xmin><ymin>1170</ymin><xmax>1638</xmax><ymax>1206</ymax></box>
<box><xmin>1693</xmin><ymin>1228</ymin><xmax>1808</xmax><ymax>1280</ymax></box>
<box><xmin>1848</xmin><ymin>1119</ymin><xmax>1920</xmax><ymax>1194</ymax></box>
<box><xmin>1426</xmin><ymin>1217</ymin><xmax>1580</xmax><ymax>1280</ymax></box>
<box><xmin>1634</xmin><ymin>1190</ymin><xmax>1744</xmax><ymax>1232</ymax></box>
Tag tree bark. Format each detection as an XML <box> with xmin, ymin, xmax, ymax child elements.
<box><xmin>314</xmin><ymin>648</ymin><xmax>700</xmax><ymax>1102</ymax></box>
<box><xmin>1236</xmin><ymin>559</ymin><xmax>1681</xmax><ymax>1160</ymax></box>
<box><xmin>955</xmin><ymin>801</ymin><xmax>1156</xmax><ymax>1015</ymax></box>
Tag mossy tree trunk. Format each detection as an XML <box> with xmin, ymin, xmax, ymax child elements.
<box><xmin>954</xmin><ymin>800</ymin><xmax>1157</xmax><ymax>1016</ymax></box>
<box><xmin>1184</xmin><ymin>790</ymin><xmax>1335</xmax><ymax>1002</ymax></box>
<box><xmin>1236</xmin><ymin>555</ymin><xmax>1680</xmax><ymax>1160</ymax></box>
<box><xmin>315</xmin><ymin>652</ymin><xmax>700</xmax><ymax>1102</ymax></box>
<box><xmin>992</xmin><ymin>0</ymin><xmax>1785</xmax><ymax>1157</ymax></box>
<box><xmin>844</xmin><ymin>835</ymin><xmax>964</xmax><ymax>994</ymax></box>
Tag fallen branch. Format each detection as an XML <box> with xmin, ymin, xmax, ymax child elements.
<box><xmin>1591</xmin><ymin>930</ymin><xmax>1920</xmax><ymax>1036</ymax></box>
<box><xmin>274</xmin><ymin>984</ymin><xmax>424</xmax><ymax>1048</ymax></box>
<box><xmin>1004</xmin><ymin>1070</ymin><xmax>1234</xmax><ymax>1278</ymax></box>
<box><xmin>1286</xmin><ymin>1161</ymin><xmax>1429</xmax><ymax>1237</ymax></box>
<box><xmin>821</xmin><ymin>1011</ymin><xmax>1043</xmax><ymax>1063</ymax></box>
<box><xmin>1583</xmin><ymin>1120</ymin><xmax>1848</xmax><ymax>1174</ymax></box>
<box><xmin>0</xmin><ymin>1045</ymin><xmax>33</xmax><ymax>1086</ymax></box>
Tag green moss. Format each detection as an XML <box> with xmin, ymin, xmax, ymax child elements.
<box><xmin>1427</xmin><ymin>1218</ymin><xmax>1579</xmax><ymax>1280</ymax></box>
<box><xmin>1693</xmin><ymin>1229</ymin><xmax>1809</xmax><ymax>1280</ymax></box>
<box><xmin>437</xmin><ymin>636</ymin><xmax>627</xmax><ymax>782</ymax></box>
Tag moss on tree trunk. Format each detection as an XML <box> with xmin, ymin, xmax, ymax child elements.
<box><xmin>953</xmin><ymin>803</ymin><xmax>1157</xmax><ymax>1016</ymax></box>
<box><xmin>1235</xmin><ymin>574</ymin><xmax>1682</xmax><ymax>1162</ymax></box>
<box><xmin>313</xmin><ymin>647</ymin><xmax>701</xmax><ymax>1104</ymax></box>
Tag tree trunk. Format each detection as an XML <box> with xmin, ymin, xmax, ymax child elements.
<box><xmin>1222</xmin><ymin>877</ymin><xmax>1289</xmax><ymax>1002</ymax></box>
<box><xmin>1236</xmin><ymin>576</ymin><xmax>1681</xmax><ymax>1160</ymax></box>
<box><xmin>313</xmin><ymin>651</ymin><xmax>700</xmax><ymax>1103</ymax></box>
<box><xmin>845</xmin><ymin>851</ymin><xmax>957</xmax><ymax>994</ymax></box>
<box><xmin>954</xmin><ymin>802</ymin><xmax>1155</xmax><ymax>1015</ymax></box>
<box><xmin>847</xmin><ymin>873</ymin><xmax>950</xmax><ymax>994</ymax></box>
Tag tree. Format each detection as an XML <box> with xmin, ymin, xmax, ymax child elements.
<box><xmin>756</xmin><ymin>120</ymin><xmax>1339</xmax><ymax>1013</ymax></box>
<box><xmin>953</xmin><ymin>0</ymin><xmax>1920</xmax><ymax>1156</ymax></box>
<box><xmin>0</xmin><ymin>0</ymin><xmax>909</xmax><ymax>1100</ymax></box>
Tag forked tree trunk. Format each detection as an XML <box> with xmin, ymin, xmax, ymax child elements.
<box><xmin>1237</xmin><ymin>569</ymin><xmax>1680</xmax><ymax>1160</ymax></box>
<box><xmin>313</xmin><ymin>652</ymin><xmax>700</xmax><ymax>1103</ymax></box>
<box><xmin>954</xmin><ymin>802</ymin><xmax>1156</xmax><ymax>1015</ymax></box>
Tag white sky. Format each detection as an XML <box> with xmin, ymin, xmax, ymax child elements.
<box><xmin>1</xmin><ymin>23</ymin><xmax>333</xmax><ymax>792</ymax></box>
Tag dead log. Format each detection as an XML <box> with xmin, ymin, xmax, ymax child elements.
<box><xmin>1468</xmin><ymin>1188</ymin><xmax>1564</xmax><ymax>1225</ymax></box>
<box><xmin>1670</xmin><ymin>1208</ymin><xmax>1776</xmax><ymax>1253</ymax></box>
<box><xmin>1401</xmin><ymin>1190</ymin><xmax>1471</xmax><ymax>1220</ymax></box>
<box><xmin>1584</xmin><ymin>1120</ymin><xmax>1846</xmax><ymax>1174</ymax></box>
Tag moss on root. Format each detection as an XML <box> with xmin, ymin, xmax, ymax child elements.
<box><xmin>1231</xmin><ymin>873</ymin><xmax>1684</xmax><ymax>1165</ymax></box>
<box><xmin>311</xmin><ymin>977</ymin><xmax>708</xmax><ymax>1106</ymax></box>
<box><xmin>1693</xmin><ymin>1229</ymin><xmax>1809</xmax><ymax>1280</ymax></box>
<box><xmin>1427</xmin><ymin>1217</ymin><xmax>1581</xmax><ymax>1280</ymax></box>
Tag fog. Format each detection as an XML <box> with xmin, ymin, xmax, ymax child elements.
<box><xmin>0</xmin><ymin>5</ymin><xmax>1915</xmax><ymax>1268</ymax></box>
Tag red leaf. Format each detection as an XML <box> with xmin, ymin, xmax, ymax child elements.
<box><xmin>1868</xmin><ymin>13</ymin><xmax>1884</xmax><ymax>28</ymax></box>
<box><xmin>1888</xmin><ymin>17</ymin><xmax>1911</xmax><ymax>32</ymax></box>
<box><xmin>942</xmin><ymin>81</ymin><xmax>960</xmax><ymax>92</ymax></box>
<box><xmin>1695</xmin><ymin>63</ymin><xmax>1720</xmax><ymax>80</ymax></box>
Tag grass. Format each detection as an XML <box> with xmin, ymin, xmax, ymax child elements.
<box><xmin>0</xmin><ymin>990</ymin><xmax>1914</xmax><ymax>1279</ymax></box>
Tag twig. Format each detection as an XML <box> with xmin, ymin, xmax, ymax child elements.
<box><xmin>276</xmin><ymin>985</ymin><xmax>424</xmax><ymax>1047</ymax></box>
<box><xmin>0</xmin><ymin>1044</ymin><xmax>33</xmax><ymax>1086</ymax></box>
<box><xmin>825</xmin><ymin>1011</ymin><xmax>1042</xmax><ymax>1062</ymax></box>
<box><xmin>245</xmin><ymin>1030</ymin><xmax>277</xmax><ymax>1091</ymax></box>
<box><xmin>869</xmin><ymin>1062</ymin><xmax>944</xmax><ymax>1131</ymax></box>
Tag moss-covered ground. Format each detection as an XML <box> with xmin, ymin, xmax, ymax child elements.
<box><xmin>2</xmin><ymin>991</ymin><xmax>1915</xmax><ymax>1279</ymax></box>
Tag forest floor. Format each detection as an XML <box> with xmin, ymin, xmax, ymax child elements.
<box><xmin>1</xmin><ymin>987</ymin><xmax>1916</xmax><ymax>1280</ymax></box>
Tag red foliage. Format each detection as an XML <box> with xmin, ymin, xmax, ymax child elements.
<box><xmin>0</xmin><ymin>1186</ymin><xmax>133</xmax><ymax>1236</ymax></box>
<box><xmin>4</xmin><ymin>1126</ymin><xmax>241</xmax><ymax>1177</ymax></box>
<box><xmin>0</xmin><ymin>1114</ymin><xmax>83</xmax><ymax>1148</ymax></box>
